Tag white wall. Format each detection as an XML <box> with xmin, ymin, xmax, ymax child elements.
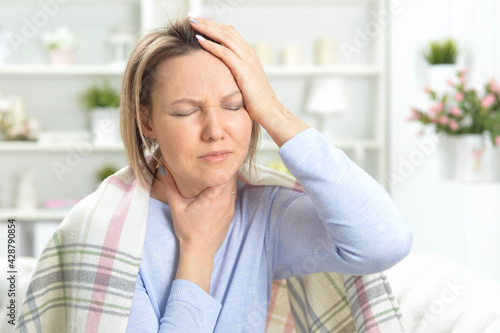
<box><xmin>390</xmin><ymin>0</ymin><xmax>500</xmax><ymax>278</ymax></box>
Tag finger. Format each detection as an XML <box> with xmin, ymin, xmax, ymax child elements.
<box><xmin>194</xmin><ymin>35</ymin><xmax>242</xmax><ymax>75</ymax></box>
<box><xmin>189</xmin><ymin>16</ymin><xmax>243</xmax><ymax>47</ymax></box>
<box><xmin>189</xmin><ymin>17</ymin><xmax>252</xmax><ymax>59</ymax></box>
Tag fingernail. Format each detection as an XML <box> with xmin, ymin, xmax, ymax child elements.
<box><xmin>195</xmin><ymin>34</ymin><xmax>205</xmax><ymax>42</ymax></box>
<box><xmin>188</xmin><ymin>12</ymin><xmax>197</xmax><ymax>19</ymax></box>
<box><xmin>159</xmin><ymin>166</ymin><xmax>166</xmax><ymax>176</ymax></box>
<box><xmin>189</xmin><ymin>18</ymin><xmax>200</xmax><ymax>25</ymax></box>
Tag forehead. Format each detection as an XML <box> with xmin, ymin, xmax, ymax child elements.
<box><xmin>154</xmin><ymin>51</ymin><xmax>239</xmax><ymax>102</ymax></box>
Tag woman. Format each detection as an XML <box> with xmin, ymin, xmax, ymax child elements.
<box><xmin>123</xmin><ymin>14</ymin><xmax>411</xmax><ymax>332</ymax></box>
<box><xmin>14</xmin><ymin>15</ymin><xmax>411</xmax><ymax>333</ymax></box>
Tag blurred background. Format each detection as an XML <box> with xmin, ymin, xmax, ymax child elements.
<box><xmin>0</xmin><ymin>0</ymin><xmax>499</xmax><ymax>284</ymax></box>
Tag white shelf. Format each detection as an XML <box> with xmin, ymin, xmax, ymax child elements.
<box><xmin>0</xmin><ymin>64</ymin><xmax>378</xmax><ymax>77</ymax></box>
<box><xmin>263</xmin><ymin>65</ymin><xmax>381</xmax><ymax>77</ymax></box>
<box><xmin>202</xmin><ymin>0</ymin><xmax>376</xmax><ymax>5</ymax></box>
<box><xmin>0</xmin><ymin>64</ymin><xmax>125</xmax><ymax>76</ymax></box>
<box><xmin>0</xmin><ymin>209</ymin><xmax>68</xmax><ymax>222</ymax></box>
<box><xmin>0</xmin><ymin>141</ymin><xmax>125</xmax><ymax>153</ymax></box>
<box><xmin>4</xmin><ymin>0</ymin><xmax>139</xmax><ymax>4</ymax></box>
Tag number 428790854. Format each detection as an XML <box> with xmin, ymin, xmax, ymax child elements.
<box><xmin>7</xmin><ymin>219</ymin><xmax>16</xmax><ymax>270</ymax></box>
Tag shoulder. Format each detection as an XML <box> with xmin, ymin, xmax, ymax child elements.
<box><xmin>56</xmin><ymin>189</ymin><xmax>99</xmax><ymax>236</ymax></box>
<box><xmin>57</xmin><ymin>164</ymin><xmax>148</xmax><ymax>240</ymax></box>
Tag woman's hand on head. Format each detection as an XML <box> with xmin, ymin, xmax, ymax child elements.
<box><xmin>188</xmin><ymin>15</ymin><xmax>278</xmax><ymax>124</ymax></box>
<box><xmin>189</xmin><ymin>14</ymin><xmax>310</xmax><ymax>148</ymax></box>
<box><xmin>160</xmin><ymin>166</ymin><xmax>237</xmax><ymax>257</ymax></box>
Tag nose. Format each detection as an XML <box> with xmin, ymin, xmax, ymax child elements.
<box><xmin>201</xmin><ymin>109</ymin><xmax>226</xmax><ymax>142</ymax></box>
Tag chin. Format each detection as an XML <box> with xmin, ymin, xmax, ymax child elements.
<box><xmin>200</xmin><ymin>167</ymin><xmax>238</xmax><ymax>186</ymax></box>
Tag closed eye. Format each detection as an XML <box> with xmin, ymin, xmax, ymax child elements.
<box><xmin>224</xmin><ymin>105</ymin><xmax>243</xmax><ymax>111</ymax></box>
<box><xmin>172</xmin><ymin>109</ymin><xmax>199</xmax><ymax>117</ymax></box>
<box><xmin>172</xmin><ymin>113</ymin><xmax>192</xmax><ymax>117</ymax></box>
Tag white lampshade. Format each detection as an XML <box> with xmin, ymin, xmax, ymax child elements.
<box><xmin>306</xmin><ymin>77</ymin><xmax>347</xmax><ymax>114</ymax></box>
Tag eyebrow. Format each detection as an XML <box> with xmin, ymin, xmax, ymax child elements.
<box><xmin>168</xmin><ymin>90</ymin><xmax>242</xmax><ymax>106</ymax></box>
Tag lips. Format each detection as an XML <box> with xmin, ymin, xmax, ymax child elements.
<box><xmin>199</xmin><ymin>150</ymin><xmax>232</xmax><ymax>158</ymax></box>
<box><xmin>199</xmin><ymin>150</ymin><xmax>232</xmax><ymax>164</ymax></box>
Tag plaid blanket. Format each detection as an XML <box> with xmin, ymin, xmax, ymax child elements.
<box><xmin>13</xmin><ymin>159</ymin><xmax>408</xmax><ymax>332</ymax></box>
<box><xmin>267</xmin><ymin>273</ymin><xmax>408</xmax><ymax>333</ymax></box>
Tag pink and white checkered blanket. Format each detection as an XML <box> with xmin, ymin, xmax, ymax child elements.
<box><xmin>13</xmin><ymin>158</ymin><xmax>408</xmax><ymax>332</ymax></box>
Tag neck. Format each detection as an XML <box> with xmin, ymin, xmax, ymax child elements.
<box><xmin>172</xmin><ymin>177</ymin><xmax>206</xmax><ymax>200</ymax></box>
<box><xmin>151</xmin><ymin>167</ymin><xmax>238</xmax><ymax>203</ymax></box>
<box><xmin>151</xmin><ymin>171</ymin><xmax>215</xmax><ymax>204</ymax></box>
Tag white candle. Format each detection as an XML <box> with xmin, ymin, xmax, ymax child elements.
<box><xmin>316</xmin><ymin>37</ymin><xmax>336</xmax><ymax>65</ymax></box>
<box><xmin>254</xmin><ymin>42</ymin><xmax>273</xmax><ymax>65</ymax></box>
<box><xmin>282</xmin><ymin>44</ymin><xmax>303</xmax><ymax>66</ymax></box>
<box><xmin>11</xmin><ymin>96</ymin><xmax>26</xmax><ymax>126</ymax></box>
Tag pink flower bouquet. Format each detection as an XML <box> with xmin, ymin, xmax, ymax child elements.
<box><xmin>408</xmin><ymin>69</ymin><xmax>500</xmax><ymax>146</ymax></box>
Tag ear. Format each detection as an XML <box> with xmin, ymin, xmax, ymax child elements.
<box><xmin>139</xmin><ymin>105</ymin><xmax>156</xmax><ymax>140</ymax></box>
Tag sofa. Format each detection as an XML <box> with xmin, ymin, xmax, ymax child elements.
<box><xmin>3</xmin><ymin>253</ymin><xmax>500</xmax><ymax>332</ymax></box>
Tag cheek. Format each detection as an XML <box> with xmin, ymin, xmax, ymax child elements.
<box><xmin>233</xmin><ymin>112</ymin><xmax>253</xmax><ymax>140</ymax></box>
<box><xmin>155</xmin><ymin>122</ymin><xmax>193</xmax><ymax>163</ymax></box>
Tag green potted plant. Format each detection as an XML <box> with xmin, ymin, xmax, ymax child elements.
<box><xmin>408</xmin><ymin>69</ymin><xmax>500</xmax><ymax>181</ymax></box>
<box><xmin>95</xmin><ymin>163</ymin><xmax>119</xmax><ymax>189</ymax></box>
<box><xmin>42</xmin><ymin>26</ymin><xmax>79</xmax><ymax>65</ymax></box>
<box><xmin>423</xmin><ymin>38</ymin><xmax>459</xmax><ymax>94</ymax></box>
<box><xmin>80</xmin><ymin>82</ymin><xmax>121</xmax><ymax>145</ymax></box>
<box><xmin>96</xmin><ymin>164</ymin><xmax>119</xmax><ymax>182</ymax></box>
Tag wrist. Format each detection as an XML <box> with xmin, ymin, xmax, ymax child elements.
<box><xmin>254</xmin><ymin>101</ymin><xmax>309</xmax><ymax>148</ymax></box>
<box><xmin>176</xmin><ymin>246</ymin><xmax>215</xmax><ymax>294</ymax></box>
<box><xmin>179</xmin><ymin>245</ymin><xmax>216</xmax><ymax>263</ymax></box>
<box><xmin>250</xmin><ymin>98</ymin><xmax>283</xmax><ymax>125</ymax></box>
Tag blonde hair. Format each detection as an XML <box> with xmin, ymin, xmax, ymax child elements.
<box><xmin>120</xmin><ymin>19</ymin><xmax>260</xmax><ymax>187</ymax></box>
